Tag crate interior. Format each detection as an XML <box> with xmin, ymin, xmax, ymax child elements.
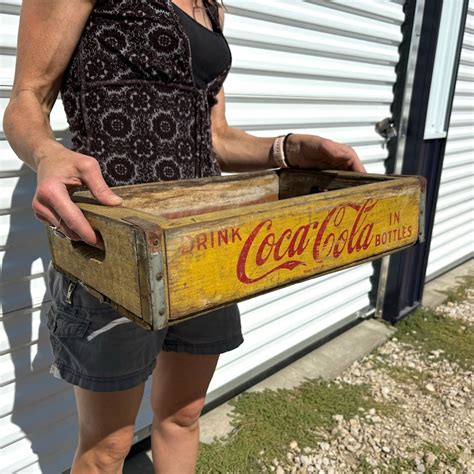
<box><xmin>75</xmin><ymin>170</ymin><xmax>392</xmax><ymax>220</ymax></box>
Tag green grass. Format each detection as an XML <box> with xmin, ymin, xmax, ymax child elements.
<box><xmin>419</xmin><ymin>441</ymin><xmax>464</xmax><ymax>472</ymax></box>
<box><xmin>378</xmin><ymin>363</ymin><xmax>434</xmax><ymax>394</ymax></box>
<box><xmin>197</xmin><ymin>379</ymin><xmax>396</xmax><ymax>472</ymax></box>
<box><xmin>375</xmin><ymin>273</ymin><xmax>473</xmax><ymax>374</ymax></box>
<box><xmin>390</xmin><ymin>306</ymin><xmax>473</xmax><ymax>371</ymax></box>
<box><xmin>385</xmin><ymin>456</ymin><xmax>418</xmax><ymax>473</ymax></box>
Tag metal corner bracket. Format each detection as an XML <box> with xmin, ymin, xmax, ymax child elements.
<box><xmin>149</xmin><ymin>251</ymin><xmax>167</xmax><ymax>330</ymax></box>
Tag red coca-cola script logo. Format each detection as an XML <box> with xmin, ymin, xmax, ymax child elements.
<box><xmin>236</xmin><ymin>199</ymin><xmax>377</xmax><ymax>284</ymax></box>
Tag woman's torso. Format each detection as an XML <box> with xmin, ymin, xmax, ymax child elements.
<box><xmin>60</xmin><ymin>0</ymin><xmax>232</xmax><ymax>186</ymax></box>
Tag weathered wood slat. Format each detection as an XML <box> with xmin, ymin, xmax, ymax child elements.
<box><xmin>75</xmin><ymin>171</ymin><xmax>279</xmax><ymax>219</ymax></box>
<box><xmin>49</xmin><ymin>210</ymin><xmax>144</xmax><ymax>316</ymax></box>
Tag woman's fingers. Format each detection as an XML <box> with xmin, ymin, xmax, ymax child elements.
<box><xmin>79</xmin><ymin>158</ymin><xmax>123</xmax><ymax>206</ymax></box>
<box><xmin>355</xmin><ymin>161</ymin><xmax>367</xmax><ymax>173</ymax></box>
<box><xmin>36</xmin><ymin>182</ymin><xmax>99</xmax><ymax>245</ymax></box>
<box><xmin>34</xmin><ymin>153</ymin><xmax>113</xmax><ymax>248</ymax></box>
<box><xmin>351</xmin><ymin>149</ymin><xmax>367</xmax><ymax>173</ymax></box>
<box><xmin>33</xmin><ymin>199</ymin><xmax>82</xmax><ymax>241</ymax></box>
<box><xmin>51</xmin><ymin>187</ymin><xmax>100</xmax><ymax>245</ymax></box>
<box><xmin>33</xmin><ymin>199</ymin><xmax>61</xmax><ymax>227</ymax></box>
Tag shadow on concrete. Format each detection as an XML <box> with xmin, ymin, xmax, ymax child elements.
<box><xmin>124</xmin><ymin>438</ymin><xmax>154</xmax><ymax>473</ymax></box>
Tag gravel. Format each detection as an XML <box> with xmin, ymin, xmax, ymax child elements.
<box><xmin>435</xmin><ymin>288</ymin><xmax>474</xmax><ymax>325</ymax></box>
<box><xmin>267</xmin><ymin>292</ymin><xmax>474</xmax><ymax>473</ymax></box>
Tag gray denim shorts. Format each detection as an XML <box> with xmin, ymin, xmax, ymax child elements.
<box><xmin>46</xmin><ymin>261</ymin><xmax>244</xmax><ymax>392</ymax></box>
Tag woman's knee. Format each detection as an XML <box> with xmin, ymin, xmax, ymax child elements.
<box><xmin>153</xmin><ymin>397</ymin><xmax>205</xmax><ymax>430</ymax></box>
<box><xmin>73</xmin><ymin>383</ymin><xmax>145</xmax><ymax>470</ymax></box>
<box><xmin>77</xmin><ymin>427</ymin><xmax>134</xmax><ymax>470</ymax></box>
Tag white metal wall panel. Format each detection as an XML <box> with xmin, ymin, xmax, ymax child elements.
<box><xmin>1</xmin><ymin>1</ymin><xmax>404</xmax><ymax>472</ymax></box>
<box><xmin>426</xmin><ymin>3</ymin><xmax>474</xmax><ymax>279</ymax></box>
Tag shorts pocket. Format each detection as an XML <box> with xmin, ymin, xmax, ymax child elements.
<box><xmin>49</xmin><ymin>308</ymin><xmax>90</xmax><ymax>339</ymax></box>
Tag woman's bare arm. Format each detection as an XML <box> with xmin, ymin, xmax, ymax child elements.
<box><xmin>5</xmin><ymin>0</ymin><xmax>93</xmax><ymax>169</ymax></box>
<box><xmin>211</xmin><ymin>97</ymin><xmax>366</xmax><ymax>173</ymax></box>
<box><xmin>3</xmin><ymin>0</ymin><xmax>122</xmax><ymax>246</ymax></box>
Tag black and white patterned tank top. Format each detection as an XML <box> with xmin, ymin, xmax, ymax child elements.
<box><xmin>60</xmin><ymin>0</ymin><xmax>232</xmax><ymax>186</ymax></box>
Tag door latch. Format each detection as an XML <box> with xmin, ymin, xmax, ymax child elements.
<box><xmin>375</xmin><ymin>118</ymin><xmax>397</xmax><ymax>148</ymax></box>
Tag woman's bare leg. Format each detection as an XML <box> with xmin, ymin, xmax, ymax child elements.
<box><xmin>150</xmin><ymin>351</ymin><xmax>219</xmax><ymax>474</ymax></box>
<box><xmin>71</xmin><ymin>383</ymin><xmax>145</xmax><ymax>474</ymax></box>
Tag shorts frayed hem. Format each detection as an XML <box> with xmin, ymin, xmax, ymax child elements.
<box><xmin>49</xmin><ymin>360</ymin><xmax>157</xmax><ymax>392</ymax></box>
<box><xmin>162</xmin><ymin>334</ymin><xmax>244</xmax><ymax>355</ymax></box>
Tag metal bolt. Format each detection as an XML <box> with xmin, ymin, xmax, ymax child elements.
<box><xmin>156</xmin><ymin>272</ymin><xmax>163</xmax><ymax>281</ymax></box>
<box><xmin>159</xmin><ymin>309</ymin><xmax>165</xmax><ymax>315</ymax></box>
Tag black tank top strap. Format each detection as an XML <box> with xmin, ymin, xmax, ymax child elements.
<box><xmin>203</xmin><ymin>0</ymin><xmax>222</xmax><ymax>33</ymax></box>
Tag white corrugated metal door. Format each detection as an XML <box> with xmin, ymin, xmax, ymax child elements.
<box><xmin>1</xmin><ymin>1</ymin><xmax>404</xmax><ymax>472</ymax></box>
<box><xmin>426</xmin><ymin>3</ymin><xmax>474</xmax><ymax>279</ymax></box>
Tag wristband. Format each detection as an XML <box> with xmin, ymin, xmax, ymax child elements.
<box><xmin>271</xmin><ymin>135</ymin><xmax>287</xmax><ymax>168</ymax></box>
<box><xmin>271</xmin><ymin>133</ymin><xmax>296</xmax><ymax>168</ymax></box>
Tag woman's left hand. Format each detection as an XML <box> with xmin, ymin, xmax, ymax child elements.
<box><xmin>286</xmin><ymin>133</ymin><xmax>367</xmax><ymax>173</ymax></box>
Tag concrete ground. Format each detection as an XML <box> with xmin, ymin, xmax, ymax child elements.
<box><xmin>422</xmin><ymin>259</ymin><xmax>473</xmax><ymax>308</ymax></box>
<box><xmin>123</xmin><ymin>259</ymin><xmax>473</xmax><ymax>473</ymax></box>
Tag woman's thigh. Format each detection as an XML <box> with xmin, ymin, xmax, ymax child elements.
<box><xmin>74</xmin><ymin>383</ymin><xmax>145</xmax><ymax>450</ymax></box>
<box><xmin>150</xmin><ymin>351</ymin><xmax>219</xmax><ymax>422</ymax></box>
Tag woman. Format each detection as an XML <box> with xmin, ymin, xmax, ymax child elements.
<box><xmin>3</xmin><ymin>0</ymin><xmax>366</xmax><ymax>472</ymax></box>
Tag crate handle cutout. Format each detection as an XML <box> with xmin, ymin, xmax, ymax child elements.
<box><xmin>69</xmin><ymin>216</ymin><xmax>109</xmax><ymax>264</ymax></box>
<box><xmin>71</xmin><ymin>235</ymin><xmax>106</xmax><ymax>262</ymax></box>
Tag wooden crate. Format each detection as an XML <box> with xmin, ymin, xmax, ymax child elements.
<box><xmin>47</xmin><ymin>169</ymin><xmax>426</xmax><ymax>330</ymax></box>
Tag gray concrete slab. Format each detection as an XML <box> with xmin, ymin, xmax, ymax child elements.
<box><xmin>422</xmin><ymin>259</ymin><xmax>473</xmax><ymax>309</ymax></box>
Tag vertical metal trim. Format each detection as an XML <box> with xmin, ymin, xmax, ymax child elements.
<box><xmin>379</xmin><ymin>0</ymin><xmax>469</xmax><ymax>323</ymax></box>
<box><xmin>393</xmin><ymin>0</ymin><xmax>426</xmax><ymax>176</ymax></box>
<box><xmin>424</xmin><ymin>0</ymin><xmax>466</xmax><ymax>139</ymax></box>
<box><xmin>376</xmin><ymin>0</ymin><xmax>425</xmax><ymax>318</ymax></box>
<box><xmin>442</xmin><ymin>2</ymin><xmax>470</xmax><ymax>135</ymax></box>
<box><xmin>149</xmin><ymin>251</ymin><xmax>167</xmax><ymax>329</ymax></box>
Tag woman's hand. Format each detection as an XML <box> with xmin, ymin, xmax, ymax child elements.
<box><xmin>33</xmin><ymin>141</ymin><xmax>122</xmax><ymax>247</ymax></box>
<box><xmin>286</xmin><ymin>133</ymin><xmax>366</xmax><ymax>173</ymax></box>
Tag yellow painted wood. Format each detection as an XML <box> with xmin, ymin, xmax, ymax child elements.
<box><xmin>165</xmin><ymin>179</ymin><xmax>421</xmax><ymax>319</ymax></box>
